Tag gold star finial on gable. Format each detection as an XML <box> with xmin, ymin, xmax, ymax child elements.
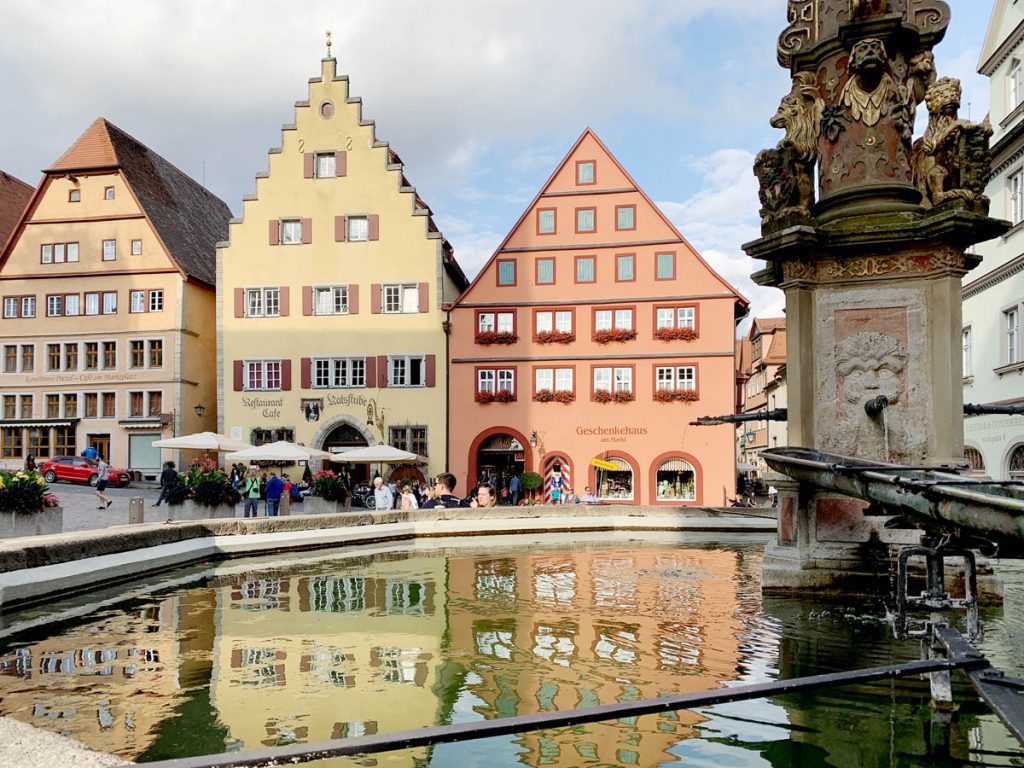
<box><xmin>325</xmin><ymin>30</ymin><xmax>332</xmax><ymax>58</ymax></box>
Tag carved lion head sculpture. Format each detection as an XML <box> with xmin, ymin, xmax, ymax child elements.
<box><xmin>770</xmin><ymin>71</ymin><xmax>824</xmax><ymax>162</ymax></box>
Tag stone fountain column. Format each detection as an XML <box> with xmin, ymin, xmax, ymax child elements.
<box><xmin>745</xmin><ymin>1</ymin><xmax>1007</xmax><ymax>597</ymax></box>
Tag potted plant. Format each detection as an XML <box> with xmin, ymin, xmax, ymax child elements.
<box><xmin>475</xmin><ymin>390</ymin><xmax>515</xmax><ymax>404</ymax></box>
<box><xmin>535</xmin><ymin>330</ymin><xmax>575</xmax><ymax>344</ymax></box>
<box><xmin>654</xmin><ymin>388</ymin><xmax>699</xmax><ymax>403</ymax></box>
<box><xmin>654</xmin><ymin>327</ymin><xmax>699</xmax><ymax>342</ymax></box>
<box><xmin>475</xmin><ymin>331</ymin><xmax>518</xmax><ymax>345</ymax></box>
<box><xmin>533</xmin><ymin>389</ymin><xmax>575</xmax><ymax>404</ymax></box>
<box><xmin>166</xmin><ymin>457</ymin><xmax>241</xmax><ymax>520</ymax></box>
<box><xmin>0</xmin><ymin>470</ymin><xmax>62</xmax><ymax>538</ymax></box>
<box><xmin>594</xmin><ymin>328</ymin><xmax>637</xmax><ymax>344</ymax></box>
<box><xmin>305</xmin><ymin>469</ymin><xmax>351</xmax><ymax>514</ymax></box>
<box><xmin>594</xmin><ymin>389</ymin><xmax>635</xmax><ymax>404</ymax></box>
<box><xmin>520</xmin><ymin>471</ymin><xmax>543</xmax><ymax>503</ymax></box>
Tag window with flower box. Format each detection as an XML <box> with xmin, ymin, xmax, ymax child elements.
<box><xmin>593</xmin><ymin>308</ymin><xmax>636</xmax><ymax>342</ymax></box>
<box><xmin>476</xmin><ymin>311</ymin><xmax>517</xmax><ymax>344</ymax></box>
<box><xmin>654</xmin><ymin>305</ymin><xmax>698</xmax><ymax>340</ymax></box>
<box><xmin>534</xmin><ymin>367</ymin><xmax>575</xmax><ymax>403</ymax></box>
<box><xmin>476</xmin><ymin>368</ymin><xmax>516</xmax><ymax>402</ymax></box>
<box><xmin>534</xmin><ymin>310</ymin><xmax>574</xmax><ymax>343</ymax></box>
<box><xmin>654</xmin><ymin>365</ymin><xmax>698</xmax><ymax>402</ymax></box>
<box><xmin>593</xmin><ymin>366</ymin><xmax>634</xmax><ymax>402</ymax></box>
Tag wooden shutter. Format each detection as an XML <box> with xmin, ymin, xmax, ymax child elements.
<box><xmin>368</xmin><ymin>214</ymin><xmax>380</xmax><ymax>241</ymax></box>
<box><xmin>279</xmin><ymin>286</ymin><xmax>290</xmax><ymax>316</ymax></box>
<box><xmin>302</xmin><ymin>286</ymin><xmax>313</xmax><ymax>316</ymax></box>
<box><xmin>233</xmin><ymin>288</ymin><xmax>244</xmax><ymax>318</ymax></box>
<box><xmin>268</xmin><ymin>220</ymin><xmax>279</xmax><ymax>246</ymax></box>
<box><xmin>303</xmin><ymin>153</ymin><xmax>314</xmax><ymax>178</ymax></box>
<box><xmin>425</xmin><ymin>354</ymin><xmax>436</xmax><ymax>387</ymax></box>
<box><xmin>365</xmin><ymin>356</ymin><xmax>376</xmax><ymax>388</ymax></box>
<box><xmin>377</xmin><ymin>355</ymin><xmax>389</xmax><ymax>388</ymax></box>
<box><xmin>371</xmin><ymin>284</ymin><xmax>381</xmax><ymax>314</ymax></box>
<box><xmin>233</xmin><ymin>360</ymin><xmax>244</xmax><ymax>391</ymax></box>
<box><xmin>349</xmin><ymin>284</ymin><xmax>359</xmax><ymax>314</ymax></box>
<box><xmin>301</xmin><ymin>357</ymin><xmax>311</xmax><ymax>389</ymax></box>
<box><xmin>334</xmin><ymin>216</ymin><xmax>347</xmax><ymax>242</ymax></box>
<box><xmin>335</xmin><ymin>151</ymin><xmax>347</xmax><ymax>177</ymax></box>
<box><xmin>300</xmin><ymin>218</ymin><xmax>312</xmax><ymax>244</ymax></box>
<box><xmin>418</xmin><ymin>283</ymin><xmax>429</xmax><ymax>313</ymax></box>
<box><xmin>281</xmin><ymin>359</ymin><xmax>292</xmax><ymax>391</ymax></box>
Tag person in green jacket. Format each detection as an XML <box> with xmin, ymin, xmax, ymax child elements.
<box><xmin>243</xmin><ymin>466</ymin><xmax>261</xmax><ymax>518</ymax></box>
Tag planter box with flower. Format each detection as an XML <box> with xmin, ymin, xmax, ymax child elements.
<box><xmin>594</xmin><ymin>328</ymin><xmax>637</xmax><ymax>344</ymax></box>
<box><xmin>166</xmin><ymin>458</ymin><xmax>241</xmax><ymax>520</ymax></box>
<box><xmin>533</xmin><ymin>389</ymin><xmax>575</xmax><ymax>404</ymax></box>
<box><xmin>475</xmin><ymin>390</ymin><xmax>515</xmax><ymax>404</ymax></box>
<box><xmin>535</xmin><ymin>330</ymin><xmax>575</xmax><ymax>345</ymax></box>
<box><xmin>0</xmin><ymin>470</ymin><xmax>62</xmax><ymax>539</ymax></box>
<box><xmin>654</xmin><ymin>388</ymin><xmax>699</xmax><ymax>403</ymax></box>
<box><xmin>654</xmin><ymin>327</ymin><xmax>698</xmax><ymax>342</ymax></box>
<box><xmin>593</xmin><ymin>389</ymin><xmax>636</xmax><ymax>404</ymax></box>
<box><xmin>475</xmin><ymin>331</ymin><xmax>518</xmax><ymax>345</ymax></box>
<box><xmin>305</xmin><ymin>469</ymin><xmax>351</xmax><ymax>515</ymax></box>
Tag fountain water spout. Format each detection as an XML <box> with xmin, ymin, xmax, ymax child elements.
<box><xmin>864</xmin><ymin>395</ymin><xmax>889</xmax><ymax>418</ymax></box>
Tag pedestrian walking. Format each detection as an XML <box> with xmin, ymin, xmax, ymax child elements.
<box><xmin>265</xmin><ymin>472</ymin><xmax>284</xmax><ymax>517</ymax></box>
<box><xmin>24</xmin><ymin>455</ymin><xmax>36</xmax><ymax>473</ymax></box>
<box><xmin>243</xmin><ymin>467</ymin><xmax>261</xmax><ymax>518</ymax></box>
<box><xmin>82</xmin><ymin>445</ymin><xmax>98</xmax><ymax>460</ymax></box>
<box><xmin>508</xmin><ymin>473</ymin><xmax>522</xmax><ymax>506</ymax></box>
<box><xmin>95</xmin><ymin>458</ymin><xmax>112</xmax><ymax>509</ymax></box>
<box><xmin>373</xmin><ymin>477</ymin><xmax>394</xmax><ymax>511</ymax></box>
<box><xmin>153</xmin><ymin>461</ymin><xmax>177</xmax><ymax>507</ymax></box>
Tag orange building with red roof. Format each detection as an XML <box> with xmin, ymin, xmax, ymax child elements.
<box><xmin>0</xmin><ymin>118</ymin><xmax>230</xmax><ymax>473</ymax></box>
<box><xmin>448</xmin><ymin>130</ymin><xmax>747</xmax><ymax>505</ymax></box>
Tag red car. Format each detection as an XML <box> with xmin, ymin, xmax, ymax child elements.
<box><xmin>40</xmin><ymin>456</ymin><xmax>132</xmax><ymax>487</ymax></box>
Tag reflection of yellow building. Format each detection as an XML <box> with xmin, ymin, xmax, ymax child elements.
<box><xmin>0</xmin><ymin>119</ymin><xmax>229</xmax><ymax>473</ymax></box>
<box><xmin>208</xmin><ymin>555</ymin><xmax>448</xmax><ymax>764</ymax></box>
<box><xmin>446</xmin><ymin>547</ymin><xmax>743</xmax><ymax>766</ymax></box>
<box><xmin>0</xmin><ymin>593</ymin><xmax>202</xmax><ymax>758</ymax></box>
<box><xmin>218</xmin><ymin>55</ymin><xmax>468</xmax><ymax>482</ymax></box>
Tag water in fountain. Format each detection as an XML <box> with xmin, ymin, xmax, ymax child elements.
<box><xmin>881</xmin><ymin>401</ymin><xmax>890</xmax><ymax>462</ymax></box>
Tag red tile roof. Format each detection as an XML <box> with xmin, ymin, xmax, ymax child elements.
<box><xmin>0</xmin><ymin>171</ymin><xmax>33</xmax><ymax>253</ymax></box>
<box><xmin>42</xmin><ymin>118</ymin><xmax>231</xmax><ymax>285</ymax></box>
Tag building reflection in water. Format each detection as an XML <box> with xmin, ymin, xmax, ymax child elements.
<box><xmin>0</xmin><ymin>541</ymin><xmax>1020</xmax><ymax>767</ymax></box>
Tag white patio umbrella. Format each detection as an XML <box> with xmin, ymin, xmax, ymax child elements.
<box><xmin>329</xmin><ymin>445</ymin><xmax>421</xmax><ymax>463</ymax></box>
<box><xmin>226</xmin><ymin>440</ymin><xmax>333</xmax><ymax>462</ymax></box>
<box><xmin>151</xmin><ymin>431</ymin><xmax>254</xmax><ymax>452</ymax></box>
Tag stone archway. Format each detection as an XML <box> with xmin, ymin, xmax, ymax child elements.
<box><xmin>311</xmin><ymin>414</ymin><xmax>377</xmax><ymax>484</ymax></box>
<box><xmin>310</xmin><ymin>414</ymin><xmax>377</xmax><ymax>452</ymax></box>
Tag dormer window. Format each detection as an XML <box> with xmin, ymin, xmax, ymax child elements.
<box><xmin>104</xmin><ymin>186</ymin><xmax>115</xmax><ymax>200</ymax></box>
<box><xmin>68</xmin><ymin>189</ymin><xmax>81</xmax><ymax>203</ymax></box>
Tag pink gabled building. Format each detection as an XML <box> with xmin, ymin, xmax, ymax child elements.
<box><xmin>448</xmin><ymin>129</ymin><xmax>748</xmax><ymax>505</ymax></box>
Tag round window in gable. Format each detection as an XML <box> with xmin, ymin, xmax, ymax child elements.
<box><xmin>320</xmin><ymin>101</ymin><xmax>334</xmax><ymax>119</ymax></box>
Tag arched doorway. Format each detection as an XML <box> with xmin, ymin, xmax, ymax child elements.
<box><xmin>1008</xmin><ymin>444</ymin><xmax>1024</xmax><ymax>480</ymax></box>
<box><xmin>964</xmin><ymin>446</ymin><xmax>985</xmax><ymax>474</ymax></box>
<box><xmin>318</xmin><ymin>420</ymin><xmax>371</xmax><ymax>484</ymax></box>
<box><xmin>542</xmin><ymin>454</ymin><xmax>573</xmax><ymax>504</ymax></box>
<box><xmin>474</xmin><ymin>432</ymin><xmax>526</xmax><ymax>496</ymax></box>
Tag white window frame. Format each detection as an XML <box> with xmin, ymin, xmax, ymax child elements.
<box><xmin>280</xmin><ymin>219</ymin><xmax>302</xmax><ymax>245</ymax></box>
<box><xmin>4</xmin><ymin>298</ymin><xmax>17</xmax><ymax>318</ymax></box>
<box><xmin>656</xmin><ymin>365</ymin><xmax>696</xmax><ymax>391</ymax></box>
<box><xmin>382</xmin><ymin>284</ymin><xmax>418</xmax><ymax>314</ymax></box>
<box><xmin>312</xmin><ymin>357</ymin><xmax>365</xmax><ymax>388</ymax></box>
<box><xmin>46</xmin><ymin>295</ymin><xmax>62</xmax><ymax>317</ymax></box>
<box><xmin>594</xmin><ymin>367</ymin><xmax>632</xmax><ymax>393</ymax></box>
<box><xmin>1011</xmin><ymin>169</ymin><xmax>1024</xmax><ymax>226</ymax></box>
<box><xmin>554</xmin><ymin>368</ymin><xmax>573</xmax><ymax>392</ymax></box>
<box><xmin>478</xmin><ymin>369</ymin><xmax>495</xmax><ymax>394</ymax></box>
<box><xmin>64</xmin><ymin>294</ymin><xmax>80</xmax><ymax>316</ymax></box>
<box><xmin>1011</xmin><ymin>59</ymin><xmax>1023</xmax><ymax>111</ymax></box>
<box><xmin>131</xmin><ymin>239</ymin><xmax>142</xmax><ymax>256</ymax></box>
<box><xmin>22</xmin><ymin>296</ymin><xmax>35</xmax><ymax>318</ymax></box>
<box><xmin>149</xmin><ymin>290</ymin><xmax>163</xmax><ymax>312</ymax></box>
<box><xmin>67</xmin><ymin>243</ymin><xmax>79</xmax><ymax>262</ymax></box>
<box><xmin>535</xmin><ymin>369</ymin><xmax>553</xmax><ymax>392</ymax></box>
<box><xmin>85</xmin><ymin>293</ymin><xmax>100</xmax><ymax>316</ymax></box>
<box><xmin>962</xmin><ymin>326</ymin><xmax>972</xmax><ymax>378</ymax></box>
<box><xmin>478</xmin><ymin>313</ymin><xmax>495</xmax><ymax>334</ymax></box>
<box><xmin>1006</xmin><ymin>306</ymin><xmax>1021</xmax><ymax>365</ymax></box>
<box><xmin>245</xmin><ymin>360</ymin><xmax>283</xmax><ymax>391</ymax></box>
<box><xmin>314</xmin><ymin>285</ymin><xmax>348</xmax><ymax>316</ymax></box>
<box><xmin>102</xmin><ymin>291</ymin><xmax>117</xmax><ymax>315</ymax></box>
<box><xmin>245</xmin><ymin>287</ymin><xmax>280</xmax><ymax>317</ymax></box>
<box><xmin>315</xmin><ymin>152</ymin><xmax>336</xmax><ymax>179</ymax></box>
<box><xmin>595</xmin><ymin>309</ymin><xmax>633</xmax><ymax>331</ymax></box>
<box><xmin>130</xmin><ymin>290</ymin><xmax>146</xmax><ymax>313</ymax></box>
<box><xmin>102</xmin><ymin>240</ymin><xmax>116</xmax><ymax>261</ymax></box>
<box><xmin>389</xmin><ymin>355</ymin><xmax>426</xmax><ymax>387</ymax></box>
<box><xmin>347</xmin><ymin>215</ymin><xmax>369</xmax><ymax>242</ymax></box>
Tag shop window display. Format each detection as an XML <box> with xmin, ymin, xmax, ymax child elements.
<box><xmin>655</xmin><ymin>458</ymin><xmax>696</xmax><ymax>501</ymax></box>
<box><xmin>597</xmin><ymin>457</ymin><xmax>633</xmax><ymax>501</ymax></box>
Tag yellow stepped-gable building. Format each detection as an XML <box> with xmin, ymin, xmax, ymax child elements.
<box><xmin>0</xmin><ymin>119</ymin><xmax>229</xmax><ymax>474</ymax></box>
<box><xmin>218</xmin><ymin>56</ymin><xmax>468</xmax><ymax>484</ymax></box>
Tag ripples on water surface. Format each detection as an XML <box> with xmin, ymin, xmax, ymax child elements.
<box><xmin>0</xmin><ymin>532</ymin><xmax>1022</xmax><ymax>767</ymax></box>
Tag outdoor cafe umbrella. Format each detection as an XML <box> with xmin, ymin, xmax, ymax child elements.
<box><xmin>226</xmin><ymin>440</ymin><xmax>333</xmax><ymax>462</ymax></box>
<box><xmin>151</xmin><ymin>431</ymin><xmax>254</xmax><ymax>452</ymax></box>
<box><xmin>329</xmin><ymin>445</ymin><xmax>420</xmax><ymax>463</ymax></box>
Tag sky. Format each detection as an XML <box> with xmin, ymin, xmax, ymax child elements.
<box><xmin>0</xmin><ymin>0</ymin><xmax>993</xmax><ymax>330</ymax></box>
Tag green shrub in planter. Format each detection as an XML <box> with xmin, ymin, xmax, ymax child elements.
<box><xmin>0</xmin><ymin>470</ymin><xmax>58</xmax><ymax>514</ymax></box>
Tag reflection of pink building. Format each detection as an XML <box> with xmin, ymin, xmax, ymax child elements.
<box><xmin>448</xmin><ymin>130</ymin><xmax>747</xmax><ymax>505</ymax></box>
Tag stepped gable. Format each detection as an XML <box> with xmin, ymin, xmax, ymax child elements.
<box><xmin>456</xmin><ymin>127</ymin><xmax>748</xmax><ymax>310</ymax></box>
<box><xmin>47</xmin><ymin>117</ymin><xmax>232</xmax><ymax>286</ymax></box>
<box><xmin>0</xmin><ymin>171</ymin><xmax>32</xmax><ymax>252</ymax></box>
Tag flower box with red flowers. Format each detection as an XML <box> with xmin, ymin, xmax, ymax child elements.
<box><xmin>535</xmin><ymin>330</ymin><xmax>575</xmax><ymax>345</ymax></box>
<box><xmin>594</xmin><ymin>389</ymin><xmax>635</xmax><ymax>404</ymax></box>
<box><xmin>654</xmin><ymin>388</ymin><xmax>699</xmax><ymax>403</ymax></box>
<box><xmin>475</xmin><ymin>389</ymin><xmax>515</xmax><ymax>404</ymax></box>
<box><xmin>475</xmin><ymin>331</ymin><xmax>518</xmax><ymax>345</ymax></box>
<box><xmin>533</xmin><ymin>389</ymin><xmax>575</xmax><ymax>404</ymax></box>
<box><xmin>594</xmin><ymin>328</ymin><xmax>637</xmax><ymax>344</ymax></box>
<box><xmin>654</xmin><ymin>326</ymin><xmax>698</xmax><ymax>342</ymax></box>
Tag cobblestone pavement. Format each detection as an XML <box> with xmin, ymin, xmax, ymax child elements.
<box><xmin>47</xmin><ymin>481</ymin><xmax>234</xmax><ymax>533</ymax></box>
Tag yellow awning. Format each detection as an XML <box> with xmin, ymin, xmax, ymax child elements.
<box><xmin>590</xmin><ymin>458</ymin><xmax>619</xmax><ymax>471</ymax></box>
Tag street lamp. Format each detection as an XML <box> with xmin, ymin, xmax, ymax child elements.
<box><xmin>194</xmin><ymin>404</ymin><xmax>206</xmax><ymax>418</ymax></box>
<box><xmin>529</xmin><ymin>430</ymin><xmax>539</xmax><ymax>448</ymax></box>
